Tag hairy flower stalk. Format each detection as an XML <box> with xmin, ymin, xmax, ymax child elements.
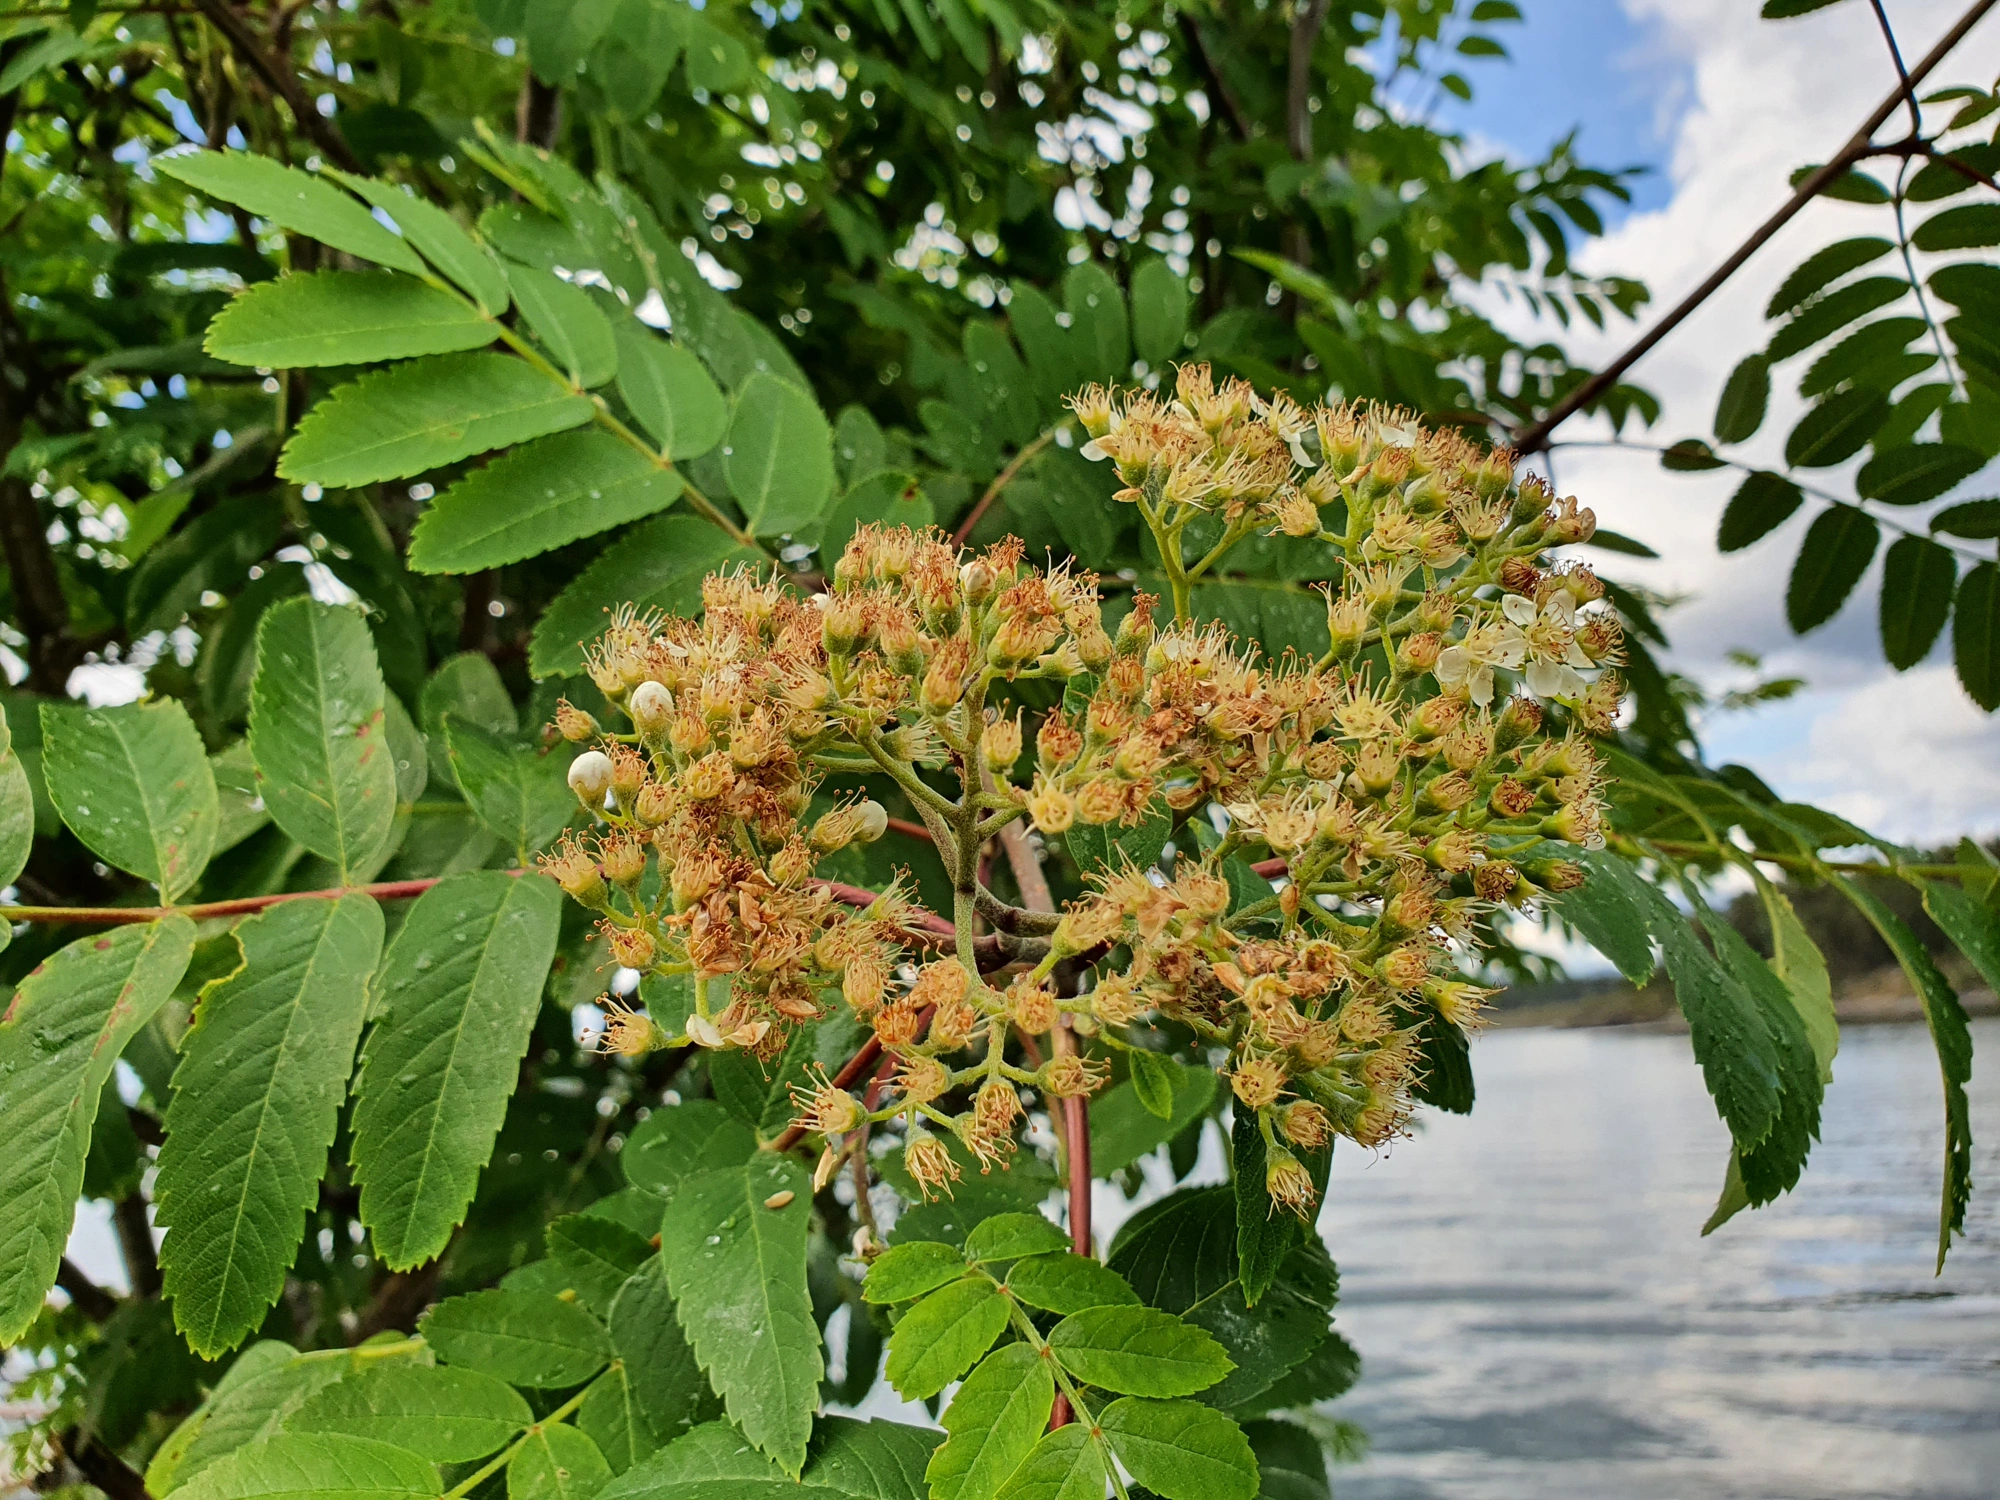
<box><xmin>543</xmin><ymin>368</ymin><xmax>1624</xmax><ymax>1220</ymax></box>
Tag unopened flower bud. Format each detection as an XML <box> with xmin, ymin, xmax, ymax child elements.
<box><xmin>960</xmin><ymin>558</ymin><xmax>997</xmax><ymax>605</ymax></box>
<box><xmin>1494</xmin><ymin>696</ymin><xmax>1543</xmax><ymax>751</ymax></box>
<box><xmin>568</xmin><ymin>750</ymin><xmax>614</xmax><ymax>810</ymax></box>
<box><xmin>628</xmin><ymin>681</ymin><xmax>675</xmax><ymax>737</ymax></box>
<box><xmin>1472</xmin><ymin>860</ymin><xmax>1523</xmax><ymax>903</ymax></box>
<box><xmin>1398</xmin><ymin>632</ymin><xmax>1442</xmax><ymax>673</ymax></box>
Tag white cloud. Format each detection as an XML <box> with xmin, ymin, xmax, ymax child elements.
<box><xmin>1484</xmin><ymin>0</ymin><xmax>2000</xmax><ymax>842</ymax></box>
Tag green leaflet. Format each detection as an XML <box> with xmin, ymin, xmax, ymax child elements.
<box><xmin>578</xmin><ymin>1361</ymin><xmax>656</xmax><ymax>1476</ymax></box>
<box><xmin>442</xmin><ymin>718</ymin><xmax>575</xmax><ymax>857</ymax></box>
<box><xmin>545</xmin><ymin>1215</ymin><xmax>652</xmax><ymax>1316</ymax></box>
<box><xmin>1954</xmin><ymin>561</ymin><xmax>1999</xmax><ymax>711</ymax></box>
<box><xmin>1004</xmin><ymin>1253</ymin><xmax>1140</xmax><ymax>1315</ymax></box>
<box><xmin>0</xmin><ymin>916</ymin><xmax>196</xmax><ymax>1343</ymax></box>
<box><xmin>1063</xmin><ymin>262</ymin><xmax>1130</xmax><ymax>382</ymax></box>
<box><xmin>1757</xmin><ymin>872</ymin><xmax>1839</xmax><ymax>1084</ymax></box>
<box><xmin>862</xmin><ymin>1241</ymin><xmax>969</xmax><ymax>1304</ymax></box>
<box><xmin>149</xmin><ymin>1341</ymin><xmax>316</xmax><ymax>1494</ymax></box>
<box><xmin>529</xmin><ymin>513</ymin><xmax>761</xmax><ymax>677</ymax></box>
<box><xmin>1046</xmin><ymin>1304</ymin><xmax>1234</xmax><ymax>1398</ymax></box>
<box><xmin>351</xmin><ymin>871</ymin><xmax>564</xmax><ymax>1269</ymax></box>
<box><xmin>1712</xmin><ymin>354</ymin><xmax>1770</xmax><ymax>443</ymax></box>
<box><xmin>814</xmin><ymin>470</ymin><xmax>933</xmax><ymax>562</ymax></box>
<box><xmin>329</xmin><ymin>173</ymin><xmax>511</xmax><ymax>315</ymax></box>
<box><xmin>248</xmin><ymin>599</ymin><xmax>399</xmax><ymax>883</ymax></box>
<box><xmin>288</xmin><ymin>1364</ymin><xmax>532</xmax><ymax>1463</ymax></box>
<box><xmin>1129</xmin><ymin>258</ymin><xmax>1190</xmax><ymax>368</ymax></box>
<box><xmin>156</xmin><ymin>896</ymin><xmax>385</xmax><ymax>1356</ymax></box>
<box><xmin>1090</xmin><ymin>1056</ymin><xmax>1217</xmax><ymax>1176</ymax></box>
<box><xmin>0</xmin><ymin>713</ymin><xmax>31</xmax><ymax>891</ymax></box>
<box><xmin>504</xmin><ymin>262</ymin><xmax>618</xmax><ymax>389</ymax></box>
<box><xmin>884</xmin><ymin>1277</ymin><xmax>1011</xmax><ymax>1401</ymax></box>
<box><xmin>614</xmin><ymin>325</ymin><xmax>728</xmax><ymax>459</ymax></box>
<box><xmin>1653</xmin><ymin>904</ymin><xmax>1787</xmax><ymax>1155</ymax></box>
<box><xmin>410</xmin><ymin>430</ymin><xmax>682</xmax><ymax>574</ymax></box>
<box><xmin>659</xmin><ymin>1155</ymin><xmax>822</xmax><ymax>1474</ymax></box>
<box><xmin>1717</xmin><ymin>470</ymin><xmax>1805</xmax><ymax>554</ymax></box>
<box><xmin>508</xmin><ymin>1422</ymin><xmax>612</xmax><ymax>1500</ymax></box>
<box><xmin>205</xmin><ymin>272</ymin><xmax>497</xmax><ymax>367</ymax></box>
<box><xmin>278</xmin><ymin>352</ymin><xmax>594</xmax><ymax>489</ymax></box>
<box><xmin>963</xmin><ymin>1212</ymin><xmax>1070</xmax><ymax>1264</ymax></box>
<box><xmin>422</xmin><ymin>1289</ymin><xmax>613</xmax><ymax>1388</ymax></box>
<box><xmin>606</xmin><ymin>1257</ymin><xmax>722</xmax><ymax>1446</ymax></box>
<box><xmin>1838</xmin><ymin>875</ymin><xmax>1974</xmax><ymax>1271</ymax></box>
<box><xmin>927</xmin><ymin>1344</ymin><xmax>1055</xmax><ymax>1500</ymax></box>
<box><xmin>1230</xmin><ymin>1109</ymin><xmax>1306</xmax><ymax>1308</ymax></box>
<box><xmin>1097</xmin><ymin>1398</ymin><xmax>1259</xmax><ymax>1500</ymax></box>
<box><xmin>156</xmin><ymin>150</ymin><xmax>429</xmax><ymax>277</ymax></box>
<box><xmin>725</xmin><ymin>371</ymin><xmax>836</xmax><ymax>535</ymax></box>
<box><xmin>1924</xmin><ymin>878</ymin><xmax>2000</xmax><ymax>996</ymax></box>
<box><xmin>1878</xmin><ymin>536</ymin><xmax>1957</xmax><ymax>670</ymax></box>
<box><xmin>173</xmin><ymin>1432</ymin><xmax>440</xmax><ymax>1500</ymax></box>
<box><xmin>1128</xmin><ymin>1048</ymin><xmax>1177</xmax><ymax>1120</ymax></box>
<box><xmin>598</xmin><ymin>1416</ymin><xmax>935</xmax><ymax>1499</ymax></box>
<box><xmin>1558</xmin><ymin>847</ymin><xmax>1667</xmax><ymax>985</ymax></box>
<box><xmin>992</xmin><ymin>1423</ymin><xmax>1104</xmax><ymax>1500</ymax></box>
<box><xmin>621</xmin><ymin>1098</ymin><xmax>758</xmax><ymax>1199</ymax></box>
<box><xmin>40</xmin><ymin>697</ymin><xmax>218</xmax><ymax>901</ymax></box>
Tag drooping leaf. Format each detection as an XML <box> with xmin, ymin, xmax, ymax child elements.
<box><xmin>205</xmin><ymin>272</ymin><xmax>496</xmax><ymax>367</ymax></box>
<box><xmin>505</xmin><ymin>262</ymin><xmax>618</xmax><ymax>389</ymax></box>
<box><xmin>40</xmin><ymin>697</ymin><xmax>218</xmax><ymax>900</ymax></box>
<box><xmin>1923</xmin><ymin>879</ymin><xmax>2000</xmax><ymax>999</ymax></box>
<box><xmin>926</xmin><ymin>1343</ymin><xmax>1054</xmax><ymax>1500</ymax></box>
<box><xmin>1756</xmin><ymin>873</ymin><xmax>1838</xmax><ymax>1085</ymax></box>
<box><xmin>508</xmin><ymin>1422</ymin><xmax>612</xmax><ymax>1500</ymax></box>
<box><xmin>725</xmin><ymin>372</ymin><xmax>836</xmax><ymax>535</ymax></box>
<box><xmin>279</xmin><ymin>352</ymin><xmax>593</xmax><ymax>489</ymax></box>
<box><xmin>442</xmin><ymin>718</ymin><xmax>575</xmax><ymax>856</ymax></box>
<box><xmin>408</xmin><ymin>430</ymin><xmax>681</xmax><ymax>574</ymax></box>
<box><xmin>352</xmin><ymin>870</ymin><xmax>564</xmax><ymax>1269</ymax></box>
<box><xmin>173</xmin><ymin>1432</ymin><xmax>440</xmax><ymax>1500</ymax></box>
<box><xmin>1046</xmin><ymin>1305</ymin><xmax>1234</xmax><ymax>1398</ymax></box>
<box><xmin>248</xmin><ymin>599</ymin><xmax>399</xmax><ymax>882</ymax></box>
<box><xmin>1096</xmin><ymin>1398</ymin><xmax>1259</xmax><ymax>1500</ymax></box>
<box><xmin>883</xmin><ymin>1276</ymin><xmax>1011</xmax><ymax>1401</ymax></box>
<box><xmin>606</xmin><ymin>1257</ymin><xmax>722</xmax><ymax>1446</ymax></box>
<box><xmin>1711</xmin><ymin>354</ymin><xmax>1770</xmax><ymax>444</ymax></box>
<box><xmin>330</xmin><ymin>173</ymin><xmax>511</xmax><ymax>315</ymax></box>
<box><xmin>422</xmin><ymin>1289</ymin><xmax>613</xmax><ymax>1388</ymax></box>
<box><xmin>1856</xmin><ymin>443</ymin><xmax>1988</xmax><ymax>506</ymax></box>
<box><xmin>1834</xmin><ymin>876</ymin><xmax>1973</xmax><ymax>1271</ymax></box>
<box><xmin>614</xmin><ymin>325</ymin><xmax>729</xmax><ymax>459</ymax></box>
<box><xmin>1955</xmin><ymin>562</ymin><xmax>1999</xmax><ymax>710</ymax></box>
<box><xmin>659</xmin><ymin>1155</ymin><xmax>822</xmax><ymax>1474</ymax></box>
<box><xmin>1783</xmin><ymin>388</ymin><xmax>1889</xmax><ymax>467</ymax></box>
<box><xmin>1784</xmin><ymin>504</ymin><xmax>1878</xmax><ymax>633</ymax></box>
<box><xmin>156</xmin><ymin>150</ymin><xmax>428</xmax><ymax>276</ymax></box>
<box><xmin>1716</xmin><ymin>470</ymin><xmax>1805</xmax><ymax>554</ymax></box>
<box><xmin>288</xmin><ymin>1365</ymin><xmax>532</xmax><ymax>1463</ymax></box>
<box><xmin>530</xmin><ymin>514</ymin><xmax>761</xmax><ymax>677</ymax></box>
<box><xmin>862</xmin><ymin>1241</ymin><xmax>969</xmax><ymax>1304</ymax></box>
<box><xmin>1878</xmin><ymin>535</ymin><xmax>1956</xmax><ymax>670</ymax></box>
<box><xmin>1654</xmin><ymin>904</ymin><xmax>1787</xmax><ymax>1155</ymax></box>
<box><xmin>156</xmin><ymin>896</ymin><xmax>385</xmax><ymax>1356</ymax></box>
<box><xmin>0</xmin><ymin>916</ymin><xmax>196</xmax><ymax>1343</ymax></box>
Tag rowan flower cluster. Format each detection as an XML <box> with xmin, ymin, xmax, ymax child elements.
<box><xmin>543</xmin><ymin>368</ymin><xmax>1626</xmax><ymax>1221</ymax></box>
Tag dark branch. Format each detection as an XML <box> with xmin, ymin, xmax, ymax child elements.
<box><xmin>55</xmin><ymin>1433</ymin><xmax>154</xmax><ymax>1500</ymax></box>
<box><xmin>188</xmin><ymin>0</ymin><xmax>362</xmax><ymax>172</ymax></box>
<box><xmin>56</xmin><ymin>1258</ymin><xmax>119</xmax><ymax>1321</ymax></box>
<box><xmin>113</xmin><ymin>1194</ymin><xmax>161</xmax><ymax>1299</ymax></box>
<box><xmin>1178</xmin><ymin>15</ymin><xmax>1254</xmax><ymax>143</ymax></box>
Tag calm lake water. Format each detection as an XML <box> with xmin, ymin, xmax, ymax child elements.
<box><xmin>1316</xmin><ymin>1018</ymin><xmax>2000</xmax><ymax>1500</ymax></box>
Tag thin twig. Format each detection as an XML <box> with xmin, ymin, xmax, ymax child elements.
<box><xmin>952</xmin><ymin>431</ymin><xmax>1056</xmax><ymax>548</ymax></box>
<box><xmin>1511</xmin><ymin>0</ymin><xmax>1999</xmax><ymax>454</ymax></box>
<box><xmin>188</xmin><ymin>0</ymin><xmax>362</xmax><ymax>173</ymax></box>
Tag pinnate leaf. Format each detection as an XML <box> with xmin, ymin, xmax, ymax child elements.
<box><xmin>175</xmin><ymin>1433</ymin><xmax>439</xmax><ymax>1500</ymax></box>
<box><xmin>1005</xmin><ymin>1253</ymin><xmax>1139</xmax><ymax>1315</ymax></box>
<box><xmin>964</xmin><ymin>1212</ymin><xmax>1070</xmax><ymax>1263</ymax></box>
<box><xmin>1717</xmin><ymin>471</ymin><xmax>1804</xmax><ymax>554</ymax></box>
<box><xmin>1956</xmin><ymin>562</ymin><xmax>1999</xmax><ymax>710</ymax></box>
<box><xmin>409</xmin><ymin>430</ymin><xmax>680</xmax><ymax>574</ymax></box>
<box><xmin>659</xmin><ymin>1154</ymin><xmax>822</xmax><ymax>1474</ymax></box>
<box><xmin>1932</xmin><ymin>498</ymin><xmax>2000</xmax><ymax>539</ymax></box>
<box><xmin>1047</xmin><ymin>1305</ymin><xmax>1234</xmax><ymax>1397</ymax></box>
<box><xmin>156</xmin><ymin>150</ymin><xmax>427</xmax><ymax>276</ymax></box>
<box><xmin>884</xmin><ymin>1275</ymin><xmax>1010</xmax><ymax>1401</ymax></box>
<box><xmin>863</xmin><ymin>1241</ymin><xmax>968</xmax><ymax>1304</ymax></box>
<box><xmin>0</xmin><ymin>916</ymin><xmax>195</xmax><ymax>1342</ymax></box>
<box><xmin>509</xmin><ymin>1422</ymin><xmax>611</xmax><ymax>1500</ymax></box>
<box><xmin>41</xmin><ymin>697</ymin><xmax>217</xmax><ymax>900</ymax></box>
<box><xmin>1766</xmin><ymin>237</ymin><xmax>1894</xmax><ymax>318</ymax></box>
<box><xmin>422</xmin><ymin>1289</ymin><xmax>613</xmax><ymax>1388</ymax></box>
<box><xmin>992</xmin><ymin>1424</ymin><xmax>1103</xmax><ymax>1500</ymax></box>
<box><xmin>279</xmin><ymin>352</ymin><xmax>593</xmax><ymax>489</ymax></box>
<box><xmin>615</xmin><ymin>326</ymin><xmax>728</xmax><ymax>459</ymax></box>
<box><xmin>442</xmin><ymin>718</ymin><xmax>575</xmax><ymax>857</ymax></box>
<box><xmin>1856</xmin><ymin>443</ymin><xmax>1988</xmax><ymax>506</ymax></box>
<box><xmin>329</xmin><ymin>172</ymin><xmax>511</xmax><ymax>314</ymax></box>
<box><xmin>249</xmin><ymin>600</ymin><xmax>399</xmax><ymax>881</ymax></box>
<box><xmin>1712</xmin><ymin>355</ymin><xmax>1769</xmax><ymax>443</ymax></box>
<box><xmin>1785</xmin><ymin>505</ymin><xmax>1879</xmax><ymax>634</ymax></box>
<box><xmin>725</xmin><ymin>372</ymin><xmax>835</xmax><ymax>535</ymax></box>
<box><xmin>926</xmin><ymin>1344</ymin><xmax>1053</xmax><ymax>1500</ymax></box>
<box><xmin>352</xmin><ymin>870</ymin><xmax>564</xmax><ymax>1269</ymax></box>
<box><xmin>1879</xmin><ymin>535</ymin><xmax>1955</xmax><ymax>670</ymax></box>
<box><xmin>288</xmin><ymin>1365</ymin><xmax>531</xmax><ymax>1462</ymax></box>
<box><xmin>206</xmin><ymin>273</ymin><xmax>495</xmax><ymax>367</ymax></box>
<box><xmin>1097</xmin><ymin>1398</ymin><xmax>1259</xmax><ymax>1500</ymax></box>
<box><xmin>546</xmin><ymin>1215</ymin><xmax>652</xmax><ymax>1316</ymax></box>
<box><xmin>621</xmin><ymin>1098</ymin><xmax>756</xmax><ymax>1199</ymax></box>
<box><xmin>606</xmin><ymin>1257</ymin><xmax>722</xmax><ymax>1445</ymax></box>
<box><xmin>505</xmin><ymin>262</ymin><xmax>617</xmax><ymax>388</ymax></box>
<box><xmin>157</xmin><ymin>896</ymin><xmax>384</xmax><ymax>1356</ymax></box>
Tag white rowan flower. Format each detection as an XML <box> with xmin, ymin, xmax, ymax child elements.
<box><xmin>1433</xmin><ymin>617</ymin><xmax>1528</xmax><ymax>708</ymax></box>
<box><xmin>1502</xmin><ymin>593</ymin><xmax>1595</xmax><ymax>700</ymax></box>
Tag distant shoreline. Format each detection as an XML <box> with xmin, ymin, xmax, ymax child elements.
<box><xmin>1491</xmin><ymin>969</ymin><xmax>1999</xmax><ymax>1032</ymax></box>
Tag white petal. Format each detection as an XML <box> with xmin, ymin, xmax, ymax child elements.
<box><xmin>686</xmin><ymin>1014</ymin><xmax>724</xmax><ymax>1049</ymax></box>
<box><xmin>1436</xmin><ymin>647</ymin><xmax>1469</xmax><ymax>688</ymax></box>
<box><xmin>1470</xmin><ymin>665</ymin><xmax>1495</xmax><ymax>707</ymax></box>
<box><xmin>1501</xmin><ymin>594</ymin><xmax>1537</xmax><ymax>627</ymax></box>
<box><xmin>1526</xmin><ymin>660</ymin><xmax>1563</xmax><ymax>698</ymax></box>
<box><xmin>1080</xmin><ymin>440</ymin><xmax>1110</xmax><ymax>462</ymax></box>
<box><xmin>1547</xmin><ymin>593</ymin><xmax>1576</xmax><ymax>625</ymax></box>
<box><xmin>1565</xmin><ymin>640</ymin><xmax>1595</xmax><ymax>669</ymax></box>
<box><xmin>1288</xmin><ymin>435</ymin><xmax>1316</xmax><ymax>468</ymax></box>
<box><xmin>1490</xmin><ymin>627</ymin><xmax>1529</xmax><ymax>669</ymax></box>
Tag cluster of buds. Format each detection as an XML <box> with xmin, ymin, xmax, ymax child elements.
<box><xmin>544</xmin><ymin>373</ymin><xmax>1628</xmax><ymax>1221</ymax></box>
